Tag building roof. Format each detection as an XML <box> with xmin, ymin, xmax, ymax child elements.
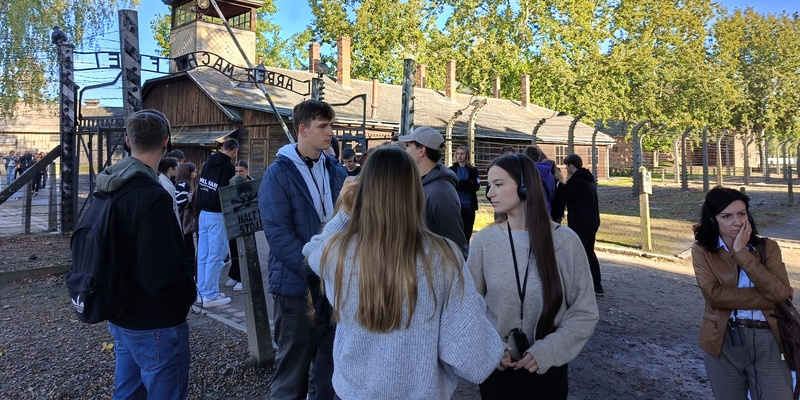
<box><xmin>143</xmin><ymin>65</ymin><xmax>615</xmax><ymax>145</ymax></box>
<box><xmin>0</xmin><ymin>104</ymin><xmax>60</xmax><ymax>134</ymax></box>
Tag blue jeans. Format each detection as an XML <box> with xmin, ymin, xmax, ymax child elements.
<box><xmin>108</xmin><ymin>321</ymin><xmax>190</xmax><ymax>400</ymax></box>
<box><xmin>197</xmin><ymin>211</ymin><xmax>227</xmax><ymax>299</ymax></box>
<box><xmin>5</xmin><ymin>166</ymin><xmax>14</xmax><ymax>186</ymax></box>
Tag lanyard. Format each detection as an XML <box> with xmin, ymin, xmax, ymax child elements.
<box><xmin>507</xmin><ymin>221</ymin><xmax>531</xmax><ymax>322</ymax></box>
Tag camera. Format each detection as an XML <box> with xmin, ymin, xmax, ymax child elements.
<box><xmin>727</xmin><ymin>319</ymin><xmax>744</xmax><ymax>347</ymax></box>
<box><xmin>506</xmin><ymin>328</ymin><xmax>530</xmax><ymax>361</ymax></box>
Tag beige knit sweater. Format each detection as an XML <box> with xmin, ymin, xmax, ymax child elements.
<box><xmin>468</xmin><ymin>222</ymin><xmax>599</xmax><ymax>373</ymax></box>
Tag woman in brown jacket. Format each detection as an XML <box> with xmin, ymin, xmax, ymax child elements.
<box><xmin>692</xmin><ymin>187</ymin><xmax>793</xmax><ymax>399</ymax></box>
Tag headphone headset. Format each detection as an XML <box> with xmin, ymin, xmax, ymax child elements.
<box><xmin>485</xmin><ymin>154</ymin><xmax>528</xmax><ymax>202</ymax></box>
<box><xmin>123</xmin><ymin>109</ymin><xmax>173</xmax><ymax>154</ymax></box>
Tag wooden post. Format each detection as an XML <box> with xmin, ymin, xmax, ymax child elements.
<box><xmin>48</xmin><ymin>163</ymin><xmax>58</xmax><ymax>231</ymax></box>
<box><xmin>23</xmin><ymin>182</ymin><xmax>32</xmax><ymax>234</ymax></box>
<box><xmin>673</xmin><ymin>136</ymin><xmax>681</xmax><ymax>184</ymax></box>
<box><xmin>444</xmin><ymin>110</ymin><xmax>462</xmax><ymax>167</ymax></box>
<box><xmin>400</xmin><ymin>59</ymin><xmax>415</xmax><ymax>136</ymax></box>
<box><xmin>639</xmin><ymin>166</ymin><xmax>652</xmax><ymax>252</ymax></box>
<box><xmin>56</xmin><ymin>34</ymin><xmax>76</xmax><ymax>233</ymax></box>
<box><xmin>219</xmin><ymin>179</ymin><xmax>274</xmax><ymax>367</ymax></box>
<box><xmin>236</xmin><ymin>234</ymin><xmax>275</xmax><ymax>366</ymax></box>
<box><xmin>681</xmin><ymin>128</ymin><xmax>691</xmax><ymax>191</ymax></box>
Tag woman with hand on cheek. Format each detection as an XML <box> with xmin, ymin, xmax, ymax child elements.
<box><xmin>692</xmin><ymin>187</ymin><xmax>793</xmax><ymax>399</ymax></box>
<box><xmin>469</xmin><ymin>154</ymin><xmax>598</xmax><ymax>400</ymax></box>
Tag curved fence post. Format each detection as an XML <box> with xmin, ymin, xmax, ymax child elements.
<box><xmin>467</xmin><ymin>99</ymin><xmax>487</xmax><ymax>167</ymax></box>
<box><xmin>631</xmin><ymin>120</ymin><xmax>649</xmax><ymax>197</ymax></box>
<box><xmin>567</xmin><ymin>112</ymin><xmax>586</xmax><ymax>155</ymax></box>
<box><xmin>702</xmin><ymin>126</ymin><xmax>709</xmax><ymax>192</ymax></box>
<box><xmin>444</xmin><ymin>110</ymin><xmax>462</xmax><ymax>167</ymax></box>
<box><xmin>715</xmin><ymin>134</ymin><xmax>724</xmax><ymax>187</ymax></box>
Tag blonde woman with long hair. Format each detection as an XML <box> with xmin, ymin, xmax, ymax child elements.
<box><xmin>303</xmin><ymin>146</ymin><xmax>503</xmax><ymax>400</ymax></box>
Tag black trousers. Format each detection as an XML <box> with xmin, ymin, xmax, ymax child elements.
<box><xmin>480</xmin><ymin>364</ymin><xmax>568</xmax><ymax>400</ymax></box>
<box><xmin>460</xmin><ymin>207</ymin><xmax>476</xmax><ymax>242</ymax></box>
<box><xmin>227</xmin><ymin>239</ymin><xmax>241</xmax><ymax>281</ymax></box>
<box><xmin>572</xmin><ymin>227</ymin><xmax>602</xmax><ymax>293</ymax></box>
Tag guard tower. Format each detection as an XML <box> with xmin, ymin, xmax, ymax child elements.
<box><xmin>163</xmin><ymin>0</ymin><xmax>262</xmax><ymax>71</ymax></box>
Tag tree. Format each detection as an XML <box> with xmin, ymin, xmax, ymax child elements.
<box><xmin>0</xmin><ymin>0</ymin><xmax>139</xmax><ymax>119</ymax></box>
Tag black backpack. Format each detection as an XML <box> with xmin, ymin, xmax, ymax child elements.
<box><xmin>65</xmin><ymin>179</ymin><xmax>158</xmax><ymax>323</ymax></box>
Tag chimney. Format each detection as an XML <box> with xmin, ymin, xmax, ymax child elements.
<box><xmin>445</xmin><ymin>59</ymin><xmax>456</xmax><ymax>100</ymax></box>
<box><xmin>309</xmin><ymin>43</ymin><xmax>320</xmax><ymax>73</ymax></box>
<box><xmin>416</xmin><ymin>64</ymin><xmax>426</xmax><ymax>88</ymax></box>
<box><xmin>337</xmin><ymin>36</ymin><xmax>351</xmax><ymax>87</ymax></box>
<box><xmin>493</xmin><ymin>77</ymin><xmax>501</xmax><ymax>98</ymax></box>
<box><xmin>371</xmin><ymin>78</ymin><xmax>379</xmax><ymax>119</ymax></box>
<box><xmin>521</xmin><ymin>74</ymin><xmax>530</xmax><ymax>108</ymax></box>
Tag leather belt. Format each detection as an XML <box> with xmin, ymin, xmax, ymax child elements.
<box><xmin>732</xmin><ymin>318</ymin><xmax>770</xmax><ymax>330</ymax></box>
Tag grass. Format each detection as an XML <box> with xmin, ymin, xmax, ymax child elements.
<box><xmin>469</xmin><ymin>177</ymin><xmax>798</xmax><ymax>256</ymax></box>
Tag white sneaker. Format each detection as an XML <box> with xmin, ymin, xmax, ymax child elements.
<box><xmin>202</xmin><ymin>294</ymin><xmax>231</xmax><ymax>307</ymax></box>
<box><xmin>233</xmin><ymin>282</ymin><xmax>243</xmax><ymax>291</ymax></box>
<box><xmin>225</xmin><ymin>278</ymin><xmax>238</xmax><ymax>287</ymax></box>
<box><xmin>195</xmin><ymin>295</ymin><xmax>202</xmax><ymax>304</ymax></box>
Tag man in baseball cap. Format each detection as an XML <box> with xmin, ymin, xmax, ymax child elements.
<box><xmin>399</xmin><ymin>126</ymin><xmax>468</xmax><ymax>257</ymax></box>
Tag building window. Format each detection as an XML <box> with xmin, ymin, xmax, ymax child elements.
<box><xmin>555</xmin><ymin>145</ymin><xmax>567</xmax><ymax>165</ymax></box>
<box><xmin>173</xmin><ymin>3</ymin><xmax>251</xmax><ymax>30</ymax></box>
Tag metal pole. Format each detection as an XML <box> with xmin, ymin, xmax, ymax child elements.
<box><xmin>701</xmin><ymin>126</ymin><xmax>709</xmax><ymax>192</ymax></box>
<box><xmin>467</xmin><ymin>99</ymin><xmax>487</xmax><ymax>167</ymax></box>
<box><xmin>531</xmin><ymin>118</ymin><xmax>546</xmax><ymax>145</ymax></box>
<box><xmin>444</xmin><ymin>110</ymin><xmax>462</xmax><ymax>167</ymax></box>
<box><xmin>743</xmin><ymin>130</ymin><xmax>751</xmax><ymax>185</ymax></box>
<box><xmin>567</xmin><ymin>112</ymin><xmax>586</xmax><ymax>155</ymax></box>
<box><xmin>208</xmin><ymin>0</ymin><xmax>294</xmax><ymax>144</ymax></box>
<box><xmin>400</xmin><ymin>59</ymin><xmax>415</xmax><ymax>137</ymax></box>
<box><xmin>591</xmin><ymin>122</ymin><xmax>600</xmax><ymax>183</ymax></box>
<box><xmin>48</xmin><ymin>163</ymin><xmax>58</xmax><ymax>232</ymax></box>
<box><xmin>761</xmin><ymin>131</ymin><xmax>769</xmax><ymax>182</ymax></box>
<box><xmin>673</xmin><ymin>136</ymin><xmax>681</xmax><ymax>183</ymax></box>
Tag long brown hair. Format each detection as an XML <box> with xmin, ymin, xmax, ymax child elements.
<box><xmin>320</xmin><ymin>146</ymin><xmax>463</xmax><ymax>332</ymax></box>
<box><xmin>452</xmin><ymin>145</ymin><xmax>472</xmax><ymax>168</ymax></box>
<box><xmin>489</xmin><ymin>154</ymin><xmax>563</xmax><ymax>340</ymax></box>
<box><xmin>176</xmin><ymin>162</ymin><xmax>196</xmax><ymax>190</ymax></box>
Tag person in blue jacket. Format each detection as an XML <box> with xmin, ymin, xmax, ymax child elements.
<box><xmin>259</xmin><ymin>100</ymin><xmax>347</xmax><ymax>400</ymax></box>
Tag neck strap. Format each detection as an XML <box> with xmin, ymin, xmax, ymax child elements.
<box><xmin>508</xmin><ymin>221</ymin><xmax>531</xmax><ymax>322</ymax></box>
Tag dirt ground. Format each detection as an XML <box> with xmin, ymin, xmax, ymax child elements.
<box><xmin>2</xmin><ymin>184</ymin><xmax>800</xmax><ymax>399</ymax></box>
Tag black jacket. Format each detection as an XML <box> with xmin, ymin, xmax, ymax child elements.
<box><xmin>449</xmin><ymin>164</ymin><xmax>480</xmax><ymax>211</ymax></box>
<box><xmin>422</xmin><ymin>164</ymin><xmax>468</xmax><ymax>257</ymax></box>
<box><xmin>551</xmin><ymin>167</ymin><xmax>600</xmax><ymax>233</ymax></box>
<box><xmin>95</xmin><ymin>157</ymin><xmax>196</xmax><ymax>330</ymax></box>
<box><xmin>197</xmin><ymin>151</ymin><xmax>235</xmax><ymax>212</ymax></box>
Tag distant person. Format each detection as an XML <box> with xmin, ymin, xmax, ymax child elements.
<box><xmin>0</xmin><ymin>151</ymin><xmax>5</xmax><ymax>190</ymax></box>
<box><xmin>523</xmin><ymin>145</ymin><xmax>557</xmax><ymax>216</ymax></box>
<box><xmin>4</xmin><ymin>150</ymin><xmax>17</xmax><ymax>186</ymax></box>
<box><xmin>500</xmin><ymin>145</ymin><xmax>517</xmax><ymax>155</ymax></box>
<box><xmin>196</xmin><ymin>138</ymin><xmax>239</xmax><ymax>307</ymax></box>
<box><xmin>225</xmin><ymin>160</ymin><xmax>253</xmax><ymax>292</ymax></box>
<box><xmin>167</xmin><ymin>149</ymin><xmax>186</xmax><ymax>165</ymax></box>
<box><xmin>399</xmin><ymin>126</ymin><xmax>468</xmax><ymax>258</ymax></box>
<box><xmin>341</xmin><ymin>148</ymin><xmax>361</xmax><ymax>176</ymax></box>
<box><xmin>450</xmin><ymin>146</ymin><xmax>480</xmax><ymax>242</ymax></box>
<box><xmin>37</xmin><ymin>151</ymin><xmax>47</xmax><ymax>192</ymax></box>
<box><xmin>94</xmin><ymin>109</ymin><xmax>196</xmax><ymax>399</ymax></box>
<box><xmin>551</xmin><ymin>154</ymin><xmax>604</xmax><ymax>296</ymax></box>
<box><xmin>303</xmin><ymin>146</ymin><xmax>504</xmax><ymax>399</ymax></box>
<box><xmin>259</xmin><ymin>100</ymin><xmax>347</xmax><ymax>400</ymax></box>
<box><xmin>692</xmin><ymin>187</ymin><xmax>793</xmax><ymax>399</ymax></box>
<box><xmin>471</xmin><ymin>153</ymin><xmax>598</xmax><ymax>399</ymax></box>
<box><xmin>175</xmin><ymin>162</ymin><xmax>198</xmax><ymax>279</ymax></box>
<box><xmin>18</xmin><ymin>150</ymin><xmax>33</xmax><ymax>178</ymax></box>
<box><xmin>158</xmin><ymin>156</ymin><xmax>181</xmax><ymax>226</ymax></box>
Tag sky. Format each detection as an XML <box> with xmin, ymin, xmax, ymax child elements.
<box><xmin>75</xmin><ymin>0</ymin><xmax>800</xmax><ymax>105</ymax></box>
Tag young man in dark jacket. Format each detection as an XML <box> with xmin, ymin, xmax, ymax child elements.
<box><xmin>95</xmin><ymin>109</ymin><xmax>196</xmax><ymax>399</ymax></box>
<box><xmin>196</xmin><ymin>138</ymin><xmax>239</xmax><ymax>307</ymax></box>
<box><xmin>551</xmin><ymin>154</ymin><xmax>604</xmax><ymax>296</ymax></box>
<box><xmin>400</xmin><ymin>126</ymin><xmax>468</xmax><ymax>257</ymax></box>
<box><xmin>259</xmin><ymin>100</ymin><xmax>347</xmax><ymax>400</ymax></box>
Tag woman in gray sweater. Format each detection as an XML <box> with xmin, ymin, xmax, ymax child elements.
<box><xmin>303</xmin><ymin>146</ymin><xmax>504</xmax><ymax>400</ymax></box>
<box><xmin>470</xmin><ymin>154</ymin><xmax>599</xmax><ymax>399</ymax></box>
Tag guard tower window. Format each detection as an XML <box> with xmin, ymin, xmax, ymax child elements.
<box><xmin>173</xmin><ymin>2</ymin><xmax>251</xmax><ymax>29</ymax></box>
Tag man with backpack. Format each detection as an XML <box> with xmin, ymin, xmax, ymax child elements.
<box><xmin>90</xmin><ymin>109</ymin><xmax>196</xmax><ymax>399</ymax></box>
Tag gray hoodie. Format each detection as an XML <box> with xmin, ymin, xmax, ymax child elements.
<box><xmin>96</xmin><ymin>156</ymin><xmax>159</xmax><ymax>193</ymax></box>
<box><xmin>276</xmin><ymin>144</ymin><xmax>335</xmax><ymax>224</ymax></box>
<box><xmin>422</xmin><ymin>163</ymin><xmax>468</xmax><ymax>257</ymax></box>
